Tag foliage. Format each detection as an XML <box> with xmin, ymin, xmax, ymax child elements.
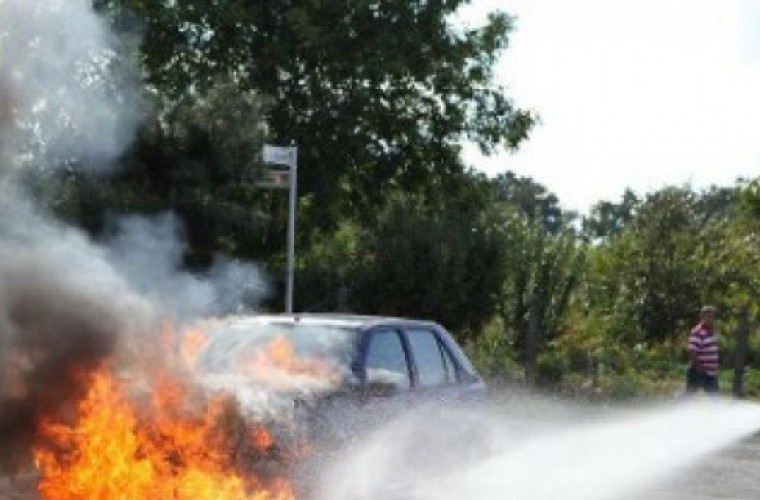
<box><xmin>462</xmin><ymin>180</ymin><xmax>760</xmax><ymax>399</ymax></box>
<box><xmin>464</xmin><ymin>315</ymin><xmax>523</xmax><ymax>382</ymax></box>
<box><xmin>499</xmin><ymin>217</ymin><xmax>585</xmax><ymax>380</ymax></box>
<box><xmin>96</xmin><ymin>0</ymin><xmax>534</xmax><ymax>233</ymax></box>
<box><xmin>293</xmin><ymin>222</ymin><xmax>362</xmax><ymax>312</ymax></box>
<box><xmin>29</xmin><ymin>79</ymin><xmax>273</xmax><ymax>267</ymax></box>
<box><xmin>491</xmin><ymin>171</ymin><xmax>574</xmax><ymax>234</ymax></box>
<box><xmin>584</xmin><ymin>187</ymin><xmax>728</xmax><ymax>343</ymax></box>
<box><xmin>22</xmin><ymin>2</ymin><xmax>760</xmax><ymax>399</ymax></box>
<box><xmin>348</xmin><ymin>192</ymin><xmax>509</xmax><ymax>336</ymax></box>
<box><xmin>582</xmin><ymin>189</ymin><xmax>639</xmax><ymax>239</ymax></box>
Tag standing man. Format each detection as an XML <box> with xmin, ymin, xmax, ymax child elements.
<box><xmin>686</xmin><ymin>305</ymin><xmax>720</xmax><ymax>394</ymax></box>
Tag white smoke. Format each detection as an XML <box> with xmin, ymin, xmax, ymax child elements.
<box><xmin>0</xmin><ymin>0</ymin><xmax>270</xmax><ymax>469</ymax></box>
<box><xmin>0</xmin><ymin>0</ymin><xmax>152</xmax><ymax>464</ymax></box>
<box><xmin>104</xmin><ymin>212</ymin><xmax>270</xmax><ymax>319</ymax></box>
<box><xmin>0</xmin><ymin>0</ymin><xmax>269</xmax><ymax>324</ymax></box>
<box><xmin>0</xmin><ymin>0</ymin><xmax>142</xmax><ymax>174</ymax></box>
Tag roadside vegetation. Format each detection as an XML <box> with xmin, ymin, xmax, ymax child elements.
<box><xmin>27</xmin><ymin>1</ymin><xmax>760</xmax><ymax>400</ymax></box>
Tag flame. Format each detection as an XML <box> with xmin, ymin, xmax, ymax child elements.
<box><xmin>33</xmin><ymin>365</ymin><xmax>295</xmax><ymax>500</ymax></box>
<box><xmin>180</xmin><ymin>327</ymin><xmax>211</xmax><ymax>369</ymax></box>
<box><xmin>25</xmin><ymin>323</ymin><xmax>343</xmax><ymax>499</ymax></box>
<box><xmin>234</xmin><ymin>335</ymin><xmax>338</xmax><ymax>383</ymax></box>
<box><xmin>250</xmin><ymin>425</ymin><xmax>275</xmax><ymax>450</ymax></box>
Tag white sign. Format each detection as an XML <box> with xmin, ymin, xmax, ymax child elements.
<box><xmin>256</xmin><ymin>169</ymin><xmax>290</xmax><ymax>189</ymax></box>
<box><xmin>263</xmin><ymin>145</ymin><xmax>297</xmax><ymax>168</ymax></box>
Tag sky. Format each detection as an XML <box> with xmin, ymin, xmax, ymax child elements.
<box><xmin>458</xmin><ymin>0</ymin><xmax>760</xmax><ymax>213</ymax></box>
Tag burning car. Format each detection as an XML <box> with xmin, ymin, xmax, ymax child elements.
<box><xmin>1</xmin><ymin>313</ymin><xmax>485</xmax><ymax>499</ymax></box>
<box><xmin>193</xmin><ymin>313</ymin><xmax>487</xmax><ymax>453</ymax></box>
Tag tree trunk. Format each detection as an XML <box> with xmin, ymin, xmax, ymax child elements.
<box><xmin>524</xmin><ymin>302</ymin><xmax>540</xmax><ymax>383</ymax></box>
<box><xmin>732</xmin><ymin>305</ymin><xmax>749</xmax><ymax>398</ymax></box>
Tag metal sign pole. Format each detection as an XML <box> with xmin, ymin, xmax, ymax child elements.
<box><xmin>285</xmin><ymin>153</ymin><xmax>297</xmax><ymax>314</ymax></box>
<box><xmin>262</xmin><ymin>144</ymin><xmax>298</xmax><ymax>314</ymax></box>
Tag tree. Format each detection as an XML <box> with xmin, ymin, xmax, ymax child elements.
<box><xmin>501</xmin><ymin>219</ymin><xmax>585</xmax><ymax>380</ymax></box>
<box><xmin>491</xmin><ymin>172</ymin><xmax>572</xmax><ymax>234</ymax></box>
<box><xmin>476</xmin><ymin>176</ymin><xmax>584</xmax><ymax>380</ymax></box>
<box><xmin>584</xmin><ymin>186</ymin><xmax>745</xmax><ymax>344</ymax></box>
<box><xmin>345</xmin><ymin>192</ymin><xmax>508</xmax><ymax>336</ymax></box>
<box><xmin>30</xmin><ymin>80</ymin><xmax>273</xmax><ymax>267</ymax></box>
<box><xmin>95</xmin><ymin>0</ymin><xmax>534</xmax><ymax>233</ymax></box>
<box><xmin>582</xmin><ymin>189</ymin><xmax>639</xmax><ymax>240</ymax></box>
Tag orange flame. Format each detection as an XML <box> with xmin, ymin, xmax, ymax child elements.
<box><xmin>234</xmin><ymin>336</ymin><xmax>338</xmax><ymax>383</ymax></box>
<box><xmin>180</xmin><ymin>327</ymin><xmax>211</xmax><ymax>369</ymax></box>
<box><xmin>33</xmin><ymin>365</ymin><xmax>295</xmax><ymax>500</ymax></box>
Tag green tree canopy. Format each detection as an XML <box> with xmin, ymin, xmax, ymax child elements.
<box><xmin>583</xmin><ymin>189</ymin><xmax>639</xmax><ymax>240</ymax></box>
<box><xmin>351</xmin><ymin>191</ymin><xmax>508</xmax><ymax>336</ymax></box>
<box><xmin>491</xmin><ymin>171</ymin><xmax>573</xmax><ymax>234</ymax></box>
<box><xmin>96</xmin><ymin>0</ymin><xmax>534</xmax><ymax>231</ymax></box>
<box><xmin>584</xmin><ymin>186</ymin><xmax>747</xmax><ymax>343</ymax></box>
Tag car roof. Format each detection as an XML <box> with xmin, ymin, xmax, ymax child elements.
<box><xmin>222</xmin><ymin>313</ymin><xmax>440</xmax><ymax>331</ymax></box>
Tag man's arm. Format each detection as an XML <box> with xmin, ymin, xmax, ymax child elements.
<box><xmin>689</xmin><ymin>349</ymin><xmax>703</xmax><ymax>372</ymax></box>
<box><xmin>688</xmin><ymin>334</ymin><xmax>703</xmax><ymax>372</ymax></box>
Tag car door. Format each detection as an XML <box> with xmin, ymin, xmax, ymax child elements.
<box><xmin>296</xmin><ymin>326</ymin><xmax>413</xmax><ymax>448</ymax></box>
<box><xmin>362</xmin><ymin>327</ymin><xmax>412</xmax><ymax>394</ymax></box>
<box><xmin>404</xmin><ymin>326</ymin><xmax>485</xmax><ymax>403</ymax></box>
<box><xmin>403</xmin><ymin>326</ymin><xmax>459</xmax><ymax>399</ymax></box>
<box><xmin>351</xmin><ymin>327</ymin><xmax>417</xmax><ymax>429</ymax></box>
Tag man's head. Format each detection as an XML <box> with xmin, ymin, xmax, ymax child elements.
<box><xmin>700</xmin><ymin>305</ymin><xmax>718</xmax><ymax>327</ymax></box>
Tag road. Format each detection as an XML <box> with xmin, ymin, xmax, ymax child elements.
<box><xmin>633</xmin><ymin>432</ymin><xmax>760</xmax><ymax>500</ymax></box>
<box><xmin>2</xmin><ymin>430</ymin><xmax>759</xmax><ymax>499</ymax></box>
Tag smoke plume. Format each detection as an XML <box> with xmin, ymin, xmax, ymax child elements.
<box><xmin>103</xmin><ymin>213</ymin><xmax>270</xmax><ymax>321</ymax></box>
<box><xmin>0</xmin><ymin>0</ymin><xmax>266</xmax><ymax>471</ymax></box>
<box><xmin>0</xmin><ymin>189</ymin><xmax>154</xmax><ymax>469</ymax></box>
<box><xmin>0</xmin><ymin>0</ymin><xmax>142</xmax><ymax>175</ymax></box>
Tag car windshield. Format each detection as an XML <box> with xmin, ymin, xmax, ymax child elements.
<box><xmin>197</xmin><ymin>321</ymin><xmax>358</xmax><ymax>387</ymax></box>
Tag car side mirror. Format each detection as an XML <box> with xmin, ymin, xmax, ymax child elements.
<box><xmin>364</xmin><ymin>379</ymin><xmax>400</xmax><ymax>397</ymax></box>
<box><xmin>363</xmin><ymin>368</ymin><xmax>408</xmax><ymax>397</ymax></box>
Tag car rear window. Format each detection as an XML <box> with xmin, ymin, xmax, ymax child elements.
<box><xmin>198</xmin><ymin>321</ymin><xmax>358</xmax><ymax>378</ymax></box>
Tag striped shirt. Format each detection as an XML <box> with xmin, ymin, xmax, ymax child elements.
<box><xmin>688</xmin><ymin>324</ymin><xmax>719</xmax><ymax>376</ymax></box>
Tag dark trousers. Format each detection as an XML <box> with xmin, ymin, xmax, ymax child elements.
<box><xmin>685</xmin><ymin>366</ymin><xmax>719</xmax><ymax>394</ymax></box>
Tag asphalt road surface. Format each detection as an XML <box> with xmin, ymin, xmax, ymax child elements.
<box><xmin>3</xmin><ymin>433</ymin><xmax>760</xmax><ymax>500</ymax></box>
<box><xmin>632</xmin><ymin>432</ymin><xmax>760</xmax><ymax>500</ymax></box>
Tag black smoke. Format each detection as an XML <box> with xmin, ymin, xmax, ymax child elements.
<box><xmin>0</xmin><ymin>248</ymin><xmax>139</xmax><ymax>470</ymax></box>
<box><xmin>0</xmin><ymin>0</ymin><xmax>268</xmax><ymax>476</ymax></box>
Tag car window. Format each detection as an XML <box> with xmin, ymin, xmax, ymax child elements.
<box><xmin>364</xmin><ymin>329</ymin><xmax>411</xmax><ymax>390</ymax></box>
<box><xmin>406</xmin><ymin>328</ymin><xmax>450</xmax><ymax>387</ymax></box>
<box><xmin>197</xmin><ymin>322</ymin><xmax>358</xmax><ymax>392</ymax></box>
